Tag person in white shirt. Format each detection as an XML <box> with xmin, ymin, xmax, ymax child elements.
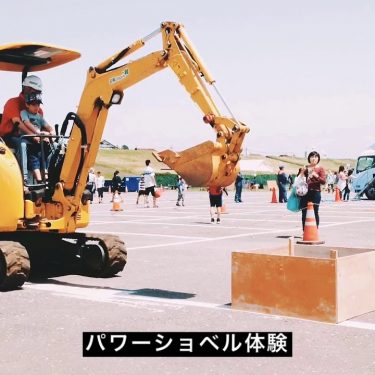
<box><xmin>86</xmin><ymin>168</ymin><xmax>96</xmax><ymax>204</ymax></box>
<box><xmin>143</xmin><ymin>159</ymin><xmax>158</xmax><ymax>208</ymax></box>
<box><xmin>95</xmin><ymin>171</ymin><xmax>105</xmax><ymax>203</ymax></box>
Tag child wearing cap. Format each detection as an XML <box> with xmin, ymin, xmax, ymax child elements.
<box><xmin>20</xmin><ymin>92</ymin><xmax>55</xmax><ymax>183</ymax></box>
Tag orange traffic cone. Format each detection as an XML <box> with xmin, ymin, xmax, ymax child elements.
<box><xmin>335</xmin><ymin>187</ymin><xmax>341</xmax><ymax>202</ymax></box>
<box><xmin>111</xmin><ymin>191</ymin><xmax>123</xmax><ymax>211</ymax></box>
<box><xmin>271</xmin><ymin>187</ymin><xmax>278</xmax><ymax>203</ymax></box>
<box><xmin>297</xmin><ymin>202</ymin><xmax>325</xmax><ymax>245</ymax></box>
<box><xmin>221</xmin><ymin>203</ymin><xmax>228</xmax><ymax>214</ymax></box>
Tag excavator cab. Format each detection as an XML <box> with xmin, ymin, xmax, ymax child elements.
<box><xmin>0</xmin><ymin>42</ymin><xmax>81</xmax><ymax>187</ymax></box>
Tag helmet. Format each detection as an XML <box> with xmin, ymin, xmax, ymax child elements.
<box><xmin>25</xmin><ymin>92</ymin><xmax>43</xmax><ymax>104</ymax></box>
<box><xmin>22</xmin><ymin>75</ymin><xmax>42</xmax><ymax>91</ymax></box>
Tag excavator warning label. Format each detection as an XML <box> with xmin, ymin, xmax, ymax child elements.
<box><xmin>109</xmin><ymin>69</ymin><xmax>129</xmax><ymax>84</ymax></box>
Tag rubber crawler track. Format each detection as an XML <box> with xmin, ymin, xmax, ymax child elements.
<box><xmin>0</xmin><ymin>241</ymin><xmax>30</xmax><ymax>290</ymax></box>
<box><xmin>83</xmin><ymin>234</ymin><xmax>127</xmax><ymax>277</ymax></box>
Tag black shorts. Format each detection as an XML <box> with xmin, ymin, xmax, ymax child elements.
<box><xmin>209</xmin><ymin>194</ymin><xmax>222</xmax><ymax>207</ymax></box>
<box><xmin>145</xmin><ymin>186</ymin><xmax>155</xmax><ymax>197</ymax></box>
<box><xmin>138</xmin><ymin>189</ymin><xmax>146</xmax><ymax>196</ymax></box>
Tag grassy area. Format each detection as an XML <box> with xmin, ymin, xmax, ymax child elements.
<box><xmin>264</xmin><ymin>155</ymin><xmax>356</xmax><ymax>174</ymax></box>
<box><xmin>94</xmin><ymin>149</ymin><xmax>356</xmax><ymax>179</ymax></box>
<box><xmin>94</xmin><ymin>149</ymin><xmax>173</xmax><ymax>179</ymax></box>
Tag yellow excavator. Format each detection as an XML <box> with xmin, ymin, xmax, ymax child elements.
<box><xmin>0</xmin><ymin>21</ymin><xmax>249</xmax><ymax>290</ymax></box>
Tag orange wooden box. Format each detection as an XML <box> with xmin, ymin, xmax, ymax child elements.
<box><xmin>232</xmin><ymin>244</ymin><xmax>375</xmax><ymax>323</ymax></box>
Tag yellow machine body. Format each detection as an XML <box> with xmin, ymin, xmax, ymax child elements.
<box><xmin>0</xmin><ymin>144</ymin><xmax>24</xmax><ymax>230</ymax></box>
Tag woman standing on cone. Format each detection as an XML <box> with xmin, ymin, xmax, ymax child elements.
<box><xmin>300</xmin><ymin>151</ymin><xmax>326</xmax><ymax>230</ymax></box>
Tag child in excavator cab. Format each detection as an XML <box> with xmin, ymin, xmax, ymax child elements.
<box><xmin>0</xmin><ymin>75</ymin><xmax>49</xmax><ymax>183</ymax></box>
<box><xmin>20</xmin><ymin>92</ymin><xmax>55</xmax><ymax>183</ymax></box>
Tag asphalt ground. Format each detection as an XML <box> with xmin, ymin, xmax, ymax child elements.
<box><xmin>1</xmin><ymin>189</ymin><xmax>375</xmax><ymax>375</ymax></box>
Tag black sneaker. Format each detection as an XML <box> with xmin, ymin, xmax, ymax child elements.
<box><xmin>211</xmin><ymin>218</ymin><xmax>215</xmax><ymax>224</ymax></box>
<box><xmin>216</xmin><ymin>218</ymin><xmax>221</xmax><ymax>224</ymax></box>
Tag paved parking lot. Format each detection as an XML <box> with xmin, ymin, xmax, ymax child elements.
<box><xmin>1</xmin><ymin>189</ymin><xmax>375</xmax><ymax>374</ymax></box>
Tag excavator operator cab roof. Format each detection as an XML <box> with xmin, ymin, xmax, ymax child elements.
<box><xmin>0</xmin><ymin>42</ymin><xmax>80</xmax><ymax>80</ymax></box>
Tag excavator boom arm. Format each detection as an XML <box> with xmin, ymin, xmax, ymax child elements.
<box><xmin>50</xmin><ymin>21</ymin><xmax>249</xmax><ymax>231</ymax></box>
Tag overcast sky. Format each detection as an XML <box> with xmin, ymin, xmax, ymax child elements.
<box><xmin>1</xmin><ymin>0</ymin><xmax>374</xmax><ymax>158</ymax></box>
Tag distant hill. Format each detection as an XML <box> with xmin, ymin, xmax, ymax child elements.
<box><xmin>94</xmin><ymin>149</ymin><xmax>356</xmax><ymax>178</ymax></box>
<box><xmin>94</xmin><ymin>149</ymin><xmax>171</xmax><ymax>178</ymax></box>
<box><xmin>241</xmin><ymin>154</ymin><xmax>356</xmax><ymax>175</ymax></box>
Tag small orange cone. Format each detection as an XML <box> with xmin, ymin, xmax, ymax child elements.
<box><xmin>221</xmin><ymin>203</ymin><xmax>228</xmax><ymax>214</ymax></box>
<box><xmin>297</xmin><ymin>202</ymin><xmax>325</xmax><ymax>245</ymax></box>
<box><xmin>271</xmin><ymin>187</ymin><xmax>278</xmax><ymax>203</ymax></box>
<box><xmin>111</xmin><ymin>191</ymin><xmax>123</xmax><ymax>211</ymax></box>
<box><xmin>335</xmin><ymin>187</ymin><xmax>341</xmax><ymax>202</ymax></box>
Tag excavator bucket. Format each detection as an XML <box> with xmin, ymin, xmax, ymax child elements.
<box><xmin>154</xmin><ymin>140</ymin><xmax>240</xmax><ymax>188</ymax></box>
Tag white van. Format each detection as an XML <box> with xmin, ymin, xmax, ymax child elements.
<box><xmin>352</xmin><ymin>145</ymin><xmax>375</xmax><ymax>199</ymax></box>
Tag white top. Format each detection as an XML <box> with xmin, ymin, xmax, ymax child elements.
<box><xmin>143</xmin><ymin>166</ymin><xmax>155</xmax><ymax>188</ymax></box>
<box><xmin>96</xmin><ymin>175</ymin><xmax>105</xmax><ymax>189</ymax></box>
<box><xmin>88</xmin><ymin>172</ymin><xmax>96</xmax><ymax>184</ymax></box>
<box><xmin>337</xmin><ymin>171</ymin><xmax>347</xmax><ymax>191</ymax></box>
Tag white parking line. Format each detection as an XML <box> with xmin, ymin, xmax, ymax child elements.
<box><xmin>339</xmin><ymin>320</ymin><xmax>375</xmax><ymax>331</ymax></box>
<box><xmin>83</xmin><ymin>230</ymin><xmax>209</xmax><ymax>240</ymax></box>
<box><xmin>82</xmin><ymin>227</ymin><xmax>301</xmax><ymax>250</ymax></box>
<box><xmin>24</xmin><ymin>283</ymin><xmax>375</xmax><ymax>331</ymax></box>
<box><xmin>82</xmin><ymin>216</ymin><xmax>375</xmax><ymax>251</ymax></box>
<box><xmin>87</xmin><ymin>220</ymin><xmax>286</xmax><ymax>231</ymax></box>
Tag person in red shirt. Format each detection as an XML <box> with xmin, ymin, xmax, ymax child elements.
<box><xmin>0</xmin><ymin>75</ymin><xmax>43</xmax><ymax>182</ymax></box>
<box><xmin>300</xmin><ymin>151</ymin><xmax>326</xmax><ymax>230</ymax></box>
<box><xmin>208</xmin><ymin>185</ymin><xmax>227</xmax><ymax>224</ymax></box>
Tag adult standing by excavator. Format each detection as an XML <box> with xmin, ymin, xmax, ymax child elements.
<box><xmin>0</xmin><ymin>75</ymin><xmax>44</xmax><ymax>182</ymax></box>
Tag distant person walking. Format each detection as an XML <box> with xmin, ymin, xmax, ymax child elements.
<box><xmin>342</xmin><ymin>169</ymin><xmax>353</xmax><ymax>201</ymax></box>
<box><xmin>208</xmin><ymin>186</ymin><xmax>225</xmax><ymax>224</ymax></box>
<box><xmin>336</xmin><ymin>165</ymin><xmax>347</xmax><ymax>200</ymax></box>
<box><xmin>143</xmin><ymin>159</ymin><xmax>158</xmax><ymax>208</ymax></box>
<box><xmin>300</xmin><ymin>151</ymin><xmax>326</xmax><ymax>230</ymax></box>
<box><xmin>326</xmin><ymin>170</ymin><xmax>335</xmax><ymax>193</ymax></box>
<box><xmin>234</xmin><ymin>171</ymin><xmax>244</xmax><ymax>203</ymax></box>
<box><xmin>277</xmin><ymin>166</ymin><xmax>289</xmax><ymax>203</ymax></box>
<box><xmin>86</xmin><ymin>168</ymin><xmax>96</xmax><ymax>204</ymax></box>
<box><xmin>176</xmin><ymin>176</ymin><xmax>186</xmax><ymax>206</ymax></box>
<box><xmin>95</xmin><ymin>171</ymin><xmax>105</xmax><ymax>203</ymax></box>
<box><xmin>111</xmin><ymin>170</ymin><xmax>122</xmax><ymax>201</ymax></box>
<box><xmin>136</xmin><ymin>175</ymin><xmax>146</xmax><ymax>206</ymax></box>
